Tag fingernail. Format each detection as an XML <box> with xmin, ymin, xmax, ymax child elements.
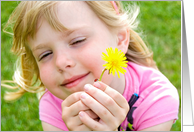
<box><xmin>79</xmin><ymin>111</ymin><xmax>84</xmax><ymax>117</ymax></box>
<box><xmin>84</xmin><ymin>84</ymin><xmax>91</xmax><ymax>92</ymax></box>
<box><xmin>81</xmin><ymin>93</ymin><xmax>88</xmax><ymax>99</ymax></box>
<box><xmin>94</xmin><ymin>79</ymin><xmax>98</xmax><ymax>82</ymax></box>
<box><xmin>93</xmin><ymin>81</ymin><xmax>101</xmax><ymax>88</ymax></box>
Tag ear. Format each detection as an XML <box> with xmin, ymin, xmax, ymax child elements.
<box><xmin>116</xmin><ymin>28</ymin><xmax>130</xmax><ymax>54</ymax></box>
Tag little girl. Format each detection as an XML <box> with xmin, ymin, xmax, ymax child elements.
<box><xmin>2</xmin><ymin>1</ymin><xmax>179</xmax><ymax>131</ymax></box>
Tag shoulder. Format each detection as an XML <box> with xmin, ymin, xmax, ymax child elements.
<box><xmin>126</xmin><ymin>62</ymin><xmax>178</xmax><ymax>97</ymax></box>
<box><xmin>125</xmin><ymin>62</ymin><xmax>163</xmax><ymax>92</ymax></box>
<box><xmin>126</xmin><ymin>61</ymin><xmax>166</xmax><ymax>82</ymax></box>
<box><xmin>39</xmin><ymin>90</ymin><xmax>68</xmax><ymax>131</ymax></box>
<box><xmin>125</xmin><ymin>62</ymin><xmax>179</xmax><ymax>130</ymax></box>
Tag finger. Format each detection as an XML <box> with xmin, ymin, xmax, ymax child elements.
<box><xmin>68</xmin><ymin>100</ymin><xmax>90</xmax><ymax>116</ymax></box>
<box><xmin>62</xmin><ymin>99</ymin><xmax>90</xmax><ymax>122</ymax></box>
<box><xmin>61</xmin><ymin>92</ymin><xmax>83</xmax><ymax>107</ymax></box>
<box><xmin>84</xmin><ymin>109</ymin><xmax>99</xmax><ymax>119</ymax></box>
<box><xmin>65</xmin><ymin>115</ymin><xmax>83</xmax><ymax>129</ymax></box>
<box><xmin>90</xmin><ymin>82</ymin><xmax>129</xmax><ymax>123</ymax></box>
<box><xmin>93</xmin><ymin>81</ymin><xmax>129</xmax><ymax>109</ymax></box>
<box><xmin>79</xmin><ymin>111</ymin><xmax>102</xmax><ymax>131</ymax></box>
<box><xmin>80</xmin><ymin>92</ymin><xmax>115</xmax><ymax>126</ymax></box>
<box><xmin>84</xmin><ymin>84</ymin><xmax>120</xmax><ymax>117</ymax></box>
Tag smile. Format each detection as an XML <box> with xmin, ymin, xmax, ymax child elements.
<box><xmin>61</xmin><ymin>72</ymin><xmax>90</xmax><ymax>89</ymax></box>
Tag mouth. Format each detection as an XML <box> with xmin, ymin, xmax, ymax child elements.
<box><xmin>61</xmin><ymin>72</ymin><xmax>90</xmax><ymax>89</ymax></box>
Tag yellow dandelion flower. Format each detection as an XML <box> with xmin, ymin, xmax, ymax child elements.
<box><xmin>99</xmin><ymin>47</ymin><xmax>128</xmax><ymax>81</ymax></box>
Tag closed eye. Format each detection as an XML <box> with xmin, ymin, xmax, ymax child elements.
<box><xmin>71</xmin><ymin>37</ymin><xmax>86</xmax><ymax>45</ymax></box>
<box><xmin>39</xmin><ymin>52</ymin><xmax>52</xmax><ymax>61</ymax></box>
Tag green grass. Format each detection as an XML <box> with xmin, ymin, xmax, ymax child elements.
<box><xmin>1</xmin><ymin>1</ymin><xmax>181</xmax><ymax>131</ymax></box>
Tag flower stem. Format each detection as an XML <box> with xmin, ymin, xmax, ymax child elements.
<box><xmin>99</xmin><ymin>69</ymin><xmax>107</xmax><ymax>81</ymax></box>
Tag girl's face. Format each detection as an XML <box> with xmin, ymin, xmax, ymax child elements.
<box><xmin>29</xmin><ymin>1</ymin><xmax>126</xmax><ymax>100</ymax></box>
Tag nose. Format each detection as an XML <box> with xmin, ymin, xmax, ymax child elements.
<box><xmin>55</xmin><ymin>50</ymin><xmax>76</xmax><ymax>72</ymax></box>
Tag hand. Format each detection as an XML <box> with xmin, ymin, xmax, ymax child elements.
<box><xmin>78</xmin><ymin>81</ymin><xmax>130</xmax><ymax>131</ymax></box>
<box><xmin>61</xmin><ymin>92</ymin><xmax>99</xmax><ymax>131</ymax></box>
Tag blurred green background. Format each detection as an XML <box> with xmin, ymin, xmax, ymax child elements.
<box><xmin>1</xmin><ymin>1</ymin><xmax>181</xmax><ymax>131</ymax></box>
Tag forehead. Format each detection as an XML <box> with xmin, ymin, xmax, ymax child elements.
<box><xmin>56</xmin><ymin>1</ymin><xmax>96</xmax><ymax>30</ymax></box>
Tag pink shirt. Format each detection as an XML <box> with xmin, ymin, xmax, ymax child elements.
<box><xmin>39</xmin><ymin>62</ymin><xmax>179</xmax><ymax>131</ymax></box>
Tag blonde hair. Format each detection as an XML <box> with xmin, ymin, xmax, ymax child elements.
<box><xmin>1</xmin><ymin>1</ymin><xmax>157</xmax><ymax>101</ymax></box>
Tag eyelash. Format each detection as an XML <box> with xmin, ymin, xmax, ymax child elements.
<box><xmin>39</xmin><ymin>52</ymin><xmax>52</xmax><ymax>61</ymax></box>
<box><xmin>71</xmin><ymin>38</ymin><xmax>86</xmax><ymax>45</ymax></box>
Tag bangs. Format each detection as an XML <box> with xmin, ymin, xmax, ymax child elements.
<box><xmin>26</xmin><ymin>1</ymin><xmax>67</xmax><ymax>41</ymax></box>
<box><xmin>9</xmin><ymin>1</ymin><xmax>67</xmax><ymax>56</ymax></box>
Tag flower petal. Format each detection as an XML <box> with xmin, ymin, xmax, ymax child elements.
<box><xmin>101</xmin><ymin>47</ymin><xmax>128</xmax><ymax>78</ymax></box>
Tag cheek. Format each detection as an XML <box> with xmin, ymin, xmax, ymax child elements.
<box><xmin>77</xmin><ymin>48</ymin><xmax>107</xmax><ymax>79</ymax></box>
<box><xmin>39</xmin><ymin>64</ymin><xmax>54</xmax><ymax>86</ymax></box>
<box><xmin>87</xmin><ymin>51</ymin><xmax>114</xmax><ymax>85</ymax></box>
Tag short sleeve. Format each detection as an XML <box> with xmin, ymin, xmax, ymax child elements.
<box><xmin>119</xmin><ymin>62</ymin><xmax>179</xmax><ymax>131</ymax></box>
<box><xmin>39</xmin><ymin>91</ymin><xmax>69</xmax><ymax>131</ymax></box>
<box><xmin>132</xmin><ymin>68</ymin><xmax>179</xmax><ymax>131</ymax></box>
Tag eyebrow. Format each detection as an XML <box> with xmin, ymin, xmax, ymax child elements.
<box><xmin>32</xmin><ymin>43</ymin><xmax>49</xmax><ymax>52</ymax></box>
<box><xmin>64</xmin><ymin>26</ymin><xmax>88</xmax><ymax>36</ymax></box>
